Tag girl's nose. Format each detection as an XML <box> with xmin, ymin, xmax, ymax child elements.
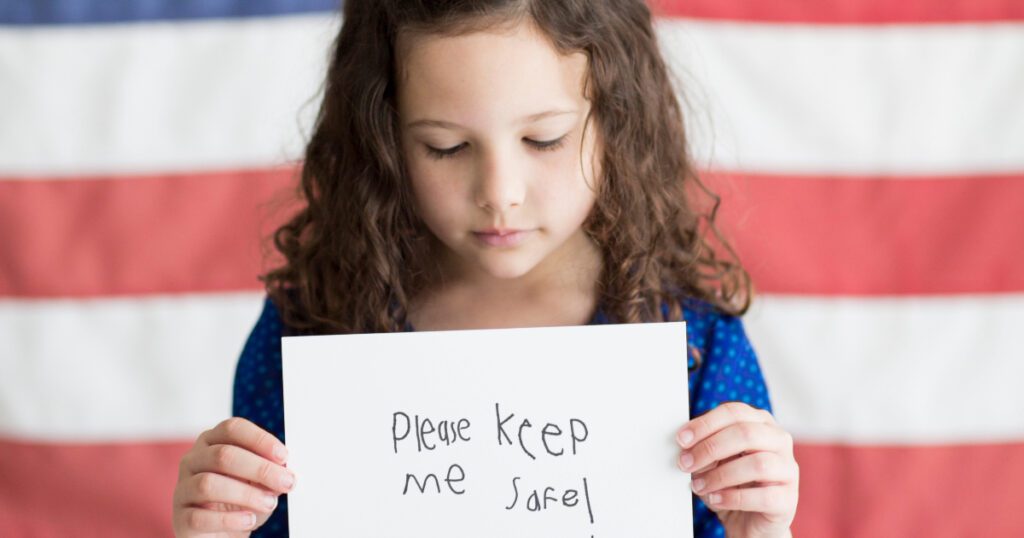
<box><xmin>474</xmin><ymin>147</ymin><xmax>525</xmax><ymax>213</ymax></box>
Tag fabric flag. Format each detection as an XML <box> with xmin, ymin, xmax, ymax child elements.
<box><xmin>1</xmin><ymin>1</ymin><xmax>1022</xmax><ymax>536</ymax></box>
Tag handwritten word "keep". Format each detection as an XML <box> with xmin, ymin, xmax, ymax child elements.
<box><xmin>495</xmin><ymin>403</ymin><xmax>589</xmax><ymax>460</ymax></box>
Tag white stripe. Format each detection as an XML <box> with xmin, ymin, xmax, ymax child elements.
<box><xmin>8</xmin><ymin>292</ymin><xmax>1021</xmax><ymax>444</ymax></box>
<box><xmin>745</xmin><ymin>294</ymin><xmax>1024</xmax><ymax>444</ymax></box>
<box><xmin>0</xmin><ymin>14</ymin><xmax>339</xmax><ymax>177</ymax></box>
<box><xmin>659</xmin><ymin>20</ymin><xmax>1024</xmax><ymax>175</ymax></box>
<box><xmin>0</xmin><ymin>293</ymin><xmax>265</xmax><ymax>441</ymax></box>
<box><xmin>3</xmin><ymin>17</ymin><xmax>1022</xmax><ymax>177</ymax></box>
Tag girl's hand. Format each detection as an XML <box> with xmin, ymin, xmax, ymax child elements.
<box><xmin>172</xmin><ymin>418</ymin><xmax>295</xmax><ymax>537</ymax></box>
<box><xmin>676</xmin><ymin>402</ymin><xmax>799</xmax><ymax>538</ymax></box>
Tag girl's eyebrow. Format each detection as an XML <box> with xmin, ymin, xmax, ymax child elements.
<box><xmin>405</xmin><ymin>109</ymin><xmax>578</xmax><ymax>130</ymax></box>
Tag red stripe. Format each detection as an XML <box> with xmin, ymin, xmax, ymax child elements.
<box><xmin>0</xmin><ymin>438</ymin><xmax>190</xmax><ymax>538</ymax></box>
<box><xmin>3</xmin><ymin>169</ymin><xmax>1022</xmax><ymax>298</ymax></box>
<box><xmin>650</xmin><ymin>0</ymin><xmax>1024</xmax><ymax>24</ymax></box>
<box><xmin>3</xmin><ymin>439</ymin><xmax>1020</xmax><ymax>535</ymax></box>
<box><xmin>707</xmin><ymin>171</ymin><xmax>1024</xmax><ymax>295</ymax></box>
<box><xmin>0</xmin><ymin>168</ymin><xmax>297</xmax><ymax>298</ymax></box>
<box><xmin>792</xmin><ymin>442</ymin><xmax>1024</xmax><ymax>536</ymax></box>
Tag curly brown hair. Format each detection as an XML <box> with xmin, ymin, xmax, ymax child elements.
<box><xmin>263</xmin><ymin>0</ymin><xmax>751</xmax><ymax>339</ymax></box>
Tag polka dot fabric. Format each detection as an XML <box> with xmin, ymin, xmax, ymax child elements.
<box><xmin>232</xmin><ymin>297</ymin><xmax>289</xmax><ymax>536</ymax></box>
<box><xmin>233</xmin><ymin>297</ymin><xmax>773</xmax><ymax>537</ymax></box>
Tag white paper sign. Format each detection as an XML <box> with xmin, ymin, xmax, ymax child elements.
<box><xmin>282</xmin><ymin>322</ymin><xmax>692</xmax><ymax>537</ymax></box>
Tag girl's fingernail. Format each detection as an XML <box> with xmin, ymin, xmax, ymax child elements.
<box><xmin>691</xmin><ymin>478</ymin><xmax>706</xmax><ymax>493</ymax></box>
<box><xmin>678</xmin><ymin>429</ymin><xmax>694</xmax><ymax>447</ymax></box>
<box><xmin>263</xmin><ymin>493</ymin><xmax>278</xmax><ymax>510</ymax></box>
<box><xmin>273</xmin><ymin>444</ymin><xmax>288</xmax><ymax>463</ymax></box>
<box><xmin>246</xmin><ymin>512</ymin><xmax>257</xmax><ymax>529</ymax></box>
<box><xmin>708</xmin><ymin>493</ymin><xmax>722</xmax><ymax>505</ymax></box>
<box><xmin>279</xmin><ymin>471</ymin><xmax>295</xmax><ymax>491</ymax></box>
<box><xmin>679</xmin><ymin>452</ymin><xmax>694</xmax><ymax>471</ymax></box>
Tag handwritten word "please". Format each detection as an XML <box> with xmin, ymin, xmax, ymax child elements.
<box><xmin>392</xmin><ymin>412</ymin><xmax>471</xmax><ymax>454</ymax></box>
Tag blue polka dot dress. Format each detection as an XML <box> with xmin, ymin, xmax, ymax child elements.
<box><xmin>233</xmin><ymin>296</ymin><xmax>774</xmax><ymax>537</ymax></box>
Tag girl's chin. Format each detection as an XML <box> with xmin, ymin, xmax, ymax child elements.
<box><xmin>475</xmin><ymin>259</ymin><xmax>541</xmax><ymax>281</ymax></box>
<box><xmin>456</xmin><ymin>251</ymin><xmax>546</xmax><ymax>282</ymax></box>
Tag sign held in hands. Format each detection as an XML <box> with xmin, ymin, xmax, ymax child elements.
<box><xmin>282</xmin><ymin>322</ymin><xmax>692</xmax><ymax>537</ymax></box>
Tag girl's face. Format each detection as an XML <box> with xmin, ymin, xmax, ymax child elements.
<box><xmin>397</xmin><ymin>21</ymin><xmax>601</xmax><ymax>283</ymax></box>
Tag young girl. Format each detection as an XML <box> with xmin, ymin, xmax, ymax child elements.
<box><xmin>172</xmin><ymin>1</ymin><xmax>799</xmax><ymax>536</ymax></box>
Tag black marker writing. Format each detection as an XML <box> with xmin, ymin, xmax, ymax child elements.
<box><xmin>393</xmin><ymin>405</ymin><xmax>597</xmax><ymax>529</ymax></box>
<box><xmin>504</xmin><ymin>475</ymin><xmax>596</xmax><ymax>525</ymax></box>
<box><xmin>496</xmin><ymin>403</ymin><xmax>513</xmax><ymax>446</ymax></box>
<box><xmin>402</xmin><ymin>463</ymin><xmax>466</xmax><ymax>495</ymax></box>
<box><xmin>494</xmin><ymin>403</ymin><xmax>591</xmax><ymax>459</ymax></box>
<box><xmin>569</xmin><ymin>418</ymin><xmax>589</xmax><ymax>455</ymax></box>
<box><xmin>541</xmin><ymin>423</ymin><xmax>563</xmax><ymax>456</ymax></box>
<box><xmin>517</xmin><ymin>419</ymin><xmax>536</xmax><ymax>460</ymax></box>
<box><xmin>392</xmin><ymin>411</ymin><xmax>471</xmax><ymax>454</ymax></box>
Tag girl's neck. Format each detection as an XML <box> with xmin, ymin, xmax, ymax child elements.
<box><xmin>408</xmin><ymin>230</ymin><xmax>603</xmax><ymax>331</ymax></box>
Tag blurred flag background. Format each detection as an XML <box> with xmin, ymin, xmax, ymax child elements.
<box><xmin>1</xmin><ymin>1</ymin><xmax>1022</xmax><ymax>536</ymax></box>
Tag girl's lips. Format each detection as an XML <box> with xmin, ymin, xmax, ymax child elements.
<box><xmin>472</xmin><ymin>229</ymin><xmax>532</xmax><ymax>247</ymax></box>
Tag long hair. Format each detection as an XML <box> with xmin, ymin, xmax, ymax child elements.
<box><xmin>263</xmin><ymin>0</ymin><xmax>751</xmax><ymax>339</ymax></box>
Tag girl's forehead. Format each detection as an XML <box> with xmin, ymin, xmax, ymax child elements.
<box><xmin>396</xmin><ymin>21</ymin><xmax>589</xmax><ymax>125</ymax></box>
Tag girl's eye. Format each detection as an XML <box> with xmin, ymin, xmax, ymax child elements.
<box><xmin>425</xmin><ymin>143</ymin><xmax>467</xmax><ymax>160</ymax></box>
<box><xmin>525</xmin><ymin>135</ymin><xmax>567</xmax><ymax>152</ymax></box>
<box><xmin>424</xmin><ymin>135</ymin><xmax>568</xmax><ymax>161</ymax></box>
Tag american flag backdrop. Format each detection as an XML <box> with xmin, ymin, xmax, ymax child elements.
<box><xmin>1</xmin><ymin>1</ymin><xmax>1023</xmax><ymax>536</ymax></box>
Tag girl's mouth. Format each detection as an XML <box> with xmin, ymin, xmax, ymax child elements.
<box><xmin>472</xmin><ymin>229</ymin><xmax>532</xmax><ymax>247</ymax></box>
